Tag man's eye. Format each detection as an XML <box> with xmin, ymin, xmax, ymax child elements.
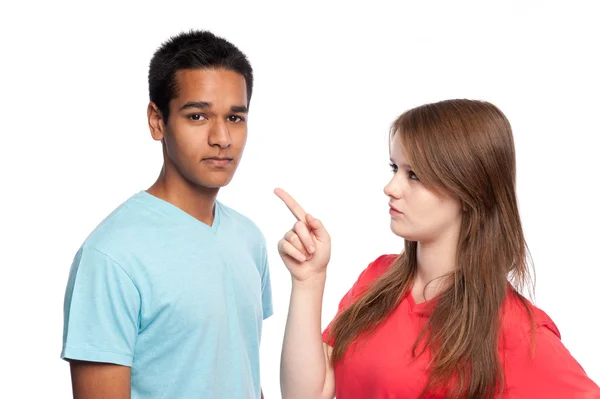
<box><xmin>228</xmin><ymin>115</ymin><xmax>245</xmax><ymax>123</ymax></box>
<box><xmin>189</xmin><ymin>114</ymin><xmax>206</xmax><ymax>121</ymax></box>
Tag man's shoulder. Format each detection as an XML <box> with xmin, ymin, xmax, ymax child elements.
<box><xmin>82</xmin><ymin>192</ymin><xmax>158</xmax><ymax>254</ymax></box>
<box><xmin>218</xmin><ymin>202</ymin><xmax>264</xmax><ymax>238</ymax></box>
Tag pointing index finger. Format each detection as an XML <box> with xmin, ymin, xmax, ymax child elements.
<box><xmin>274</xmin><ymin>188</ymin><xmax>307</xmax><ymax>222</ymax></box>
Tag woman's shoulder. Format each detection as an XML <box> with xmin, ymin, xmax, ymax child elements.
<box><xmin>358</xmin><ymin>254</ymin><xmax>398</xmax><ymax>283</ymax></box>
<box><xmin>500</xmin><ymin>291</ymin><xmax>600</xmax><ymax>395</ymax></box>
<box><xmin>500</xmin><ymin>289</ymin><xmax>561</xmax><ymax>348</ymax></box>
<box><xmin>346</xmin><ymin>254</ymin><xmax>398</xmax><ymax>298</ymax></box>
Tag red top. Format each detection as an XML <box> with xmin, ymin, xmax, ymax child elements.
<box><xmin>322</xmin><ymin>254</ymin><xmax>600</xmax><ymax>398</ymax></box>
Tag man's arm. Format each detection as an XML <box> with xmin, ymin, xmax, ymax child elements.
<box><xmin>62</xmin><ymin>247</ymin><xmax>140</xmax><ymax>398</ymax></box>
<box><xmin>70</xmin><ymin>360</ymin><xmax>131</xmax><ymax>399</ymax></box>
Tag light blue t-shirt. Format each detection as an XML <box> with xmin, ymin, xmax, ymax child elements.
<box><xmin>61</xmin><ymin>191</ymin><xmax>273</xmax><ymax>399</ymax></box>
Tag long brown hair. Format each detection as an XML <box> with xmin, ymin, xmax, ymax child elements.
<box><xmin>328</xmin><ymin>99</ymin><xmax>534</xmax><ymax>399</ymax></box>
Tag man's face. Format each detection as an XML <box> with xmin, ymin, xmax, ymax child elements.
<box><xmin>157</xmin><ymin>68</ymin><xmax>249</xmax><ymax>189</ymax></box>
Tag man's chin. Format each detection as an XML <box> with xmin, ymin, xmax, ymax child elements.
<box><xmin>193</xmin><ymin>176</ymin><xmax>234</xmax><ymax>190</ymax></box>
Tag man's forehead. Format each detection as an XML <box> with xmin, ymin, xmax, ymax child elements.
<box><xmin>174</xmin><ymin>69</ymin><xmax>247</xmax><ymax>99</ymax></box>
<box><xmin>176</xmin><ymin>68</ymin><xmax>245</xmax><ymax>85</ymax></box>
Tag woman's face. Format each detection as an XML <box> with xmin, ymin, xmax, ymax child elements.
<box><xmin>384</xmin><ymin>134</ymin><xmax>463</xmax><ymax>244</ymax></box>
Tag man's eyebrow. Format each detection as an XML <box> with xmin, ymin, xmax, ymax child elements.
<box><xmin>178</xmin><ymin>102</ymin><xmax>248</xmax><ymax>113</ymax></box>
<box><xmin>179</xmin><ymin>101</ymin><xmax>211</xmax><ymax>111</ymax></box>
<box><xmin>231</xmin><ymin>105</ymin><xmax>248</xmax><ymax>113</ymax></box>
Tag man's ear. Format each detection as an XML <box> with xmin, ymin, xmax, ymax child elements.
<box><xmin>148</xmin><ymin>102</ymin><xmax>166</xmax><ymax>141</ymax></box>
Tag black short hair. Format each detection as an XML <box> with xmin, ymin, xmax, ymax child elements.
<box><xmin>148</xmin><ymin>30</ymin><xmax>253</xmax><ymax>122</ymax></box>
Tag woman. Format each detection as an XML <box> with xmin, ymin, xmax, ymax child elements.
<box><xmin>276</xmin><ymin>99</ymin><xmax>600</xmax><ymax>399</ymax></box>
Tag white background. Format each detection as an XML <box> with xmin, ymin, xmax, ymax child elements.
<box><xmin>1</xmin><ymin>0</ymin><xmax>599</xmax><ymax>397</ymax></box>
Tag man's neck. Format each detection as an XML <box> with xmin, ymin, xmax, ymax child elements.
<box><xmin>147</xmin><ymin>167</ymin><xmax>219</xmax><ymax>227</ymax></box>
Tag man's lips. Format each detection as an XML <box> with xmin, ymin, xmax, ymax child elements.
<box><xmin>203</xmin><ymin>157</ymin><xmax>233</xmax><ymax>167</ymax></box>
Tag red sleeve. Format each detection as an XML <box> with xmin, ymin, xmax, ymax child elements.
<box><xmin>503</xmin><ymin>325</ymin><xmax>600</xmax><ymax>398</ymax></box>
<box><xmin>322</xmin><ymin>254</ymin><xmax>397</xmax><ymax>346</ymax></box>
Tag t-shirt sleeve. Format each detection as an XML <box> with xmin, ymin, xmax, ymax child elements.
<box><xmin>503</xmin><ymin>325</ymin><xmax>600</xmax><ymax>398</ymax></box>
<box><xmin>61</xmin><ymin>245</ymin><xmax>141</xmax><ymax>367</ymax></box>
<box><xmin>322</xmin><ymin>254</ymin><xmax>397</xmax><ymax>347</ymax></box>
<box><xmin>259</xmin><ymin>239</ymin><xmax>273</xmax><ymax>320</ymax></box>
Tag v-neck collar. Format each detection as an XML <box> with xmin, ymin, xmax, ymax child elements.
<box><xmin>406</xmin><ymin>289</ymin><xmax>438</xmax><ymax>317</ymax></box>
<box><xmin>135</xmin><ymin>190</ymin><xmax>221</xmax><ymax>234</ymax></box>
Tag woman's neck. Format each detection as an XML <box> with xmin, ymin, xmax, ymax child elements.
<box><xmin>412</xmin><ymin>230</ymin><xmax>460</xmax><ymax>303</ymax></box>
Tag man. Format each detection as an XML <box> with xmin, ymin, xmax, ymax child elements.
<box><xmin>61</xmin><ymin>30</ymin><xmax>272</xmax><ymax>399</ymax></box>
